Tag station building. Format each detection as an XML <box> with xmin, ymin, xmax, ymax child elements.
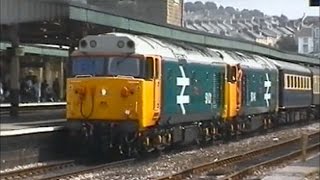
<box><xmin>87</xmin><ymin>0</ymin><xmax>184</xmax><ymax>26</ymax></box>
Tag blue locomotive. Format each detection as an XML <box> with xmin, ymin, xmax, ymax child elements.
<box><xmin>66</xmin><ymin>33</ymin><xmax>319</xmax><ymax>155</ymax></box>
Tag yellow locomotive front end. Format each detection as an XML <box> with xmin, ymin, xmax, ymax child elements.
<box><xmin>67</xmin><ymin>69</ymin><xmax>159</xmax><ymax>129</ymax></box>
<box><xmin>66</xmin><ymin>34</ymin><xmax>162</xmax><ymax>154</ymax></box>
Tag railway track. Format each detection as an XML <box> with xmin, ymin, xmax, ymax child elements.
<box><xmin>0</xmin><ymin>158</ymin><xmax>134</xmax><ymax>180</ymax></box>
<box><xmin>224</xmin><ymin>142</ymin><xmax>320</xmax><ymax>180</ymax></box>
<box><xmin>39</xmin><ymin>158</ymin><xmax>135</xmax><ymax>180</ymax></box>
<box><xmin>157</xmin><ymin>131</ymin><xmax>320</xmax><ymax>180</ymax></box>
<box><xmin>0</xmin><ymin>160</ymin><xmax>75</xmax><ymax>180</ymax></box>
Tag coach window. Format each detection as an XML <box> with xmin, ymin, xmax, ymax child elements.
<box><xmin>305</xmin><ymin>77</ymin><xmax>307</xmax><ymax>89</ymax></box>
<box><xmin>300</xmin><ymin>77</ymin><xmax>302</xmax><ymax>89</ymax></box>
<box><xmin>302</xmin><ymin>77</ymin><xmax>305</xmax><ymax>89</ymax></box>
<box><xmin>309</xmin><ymin>78</ymin><xmax>311</xmax><ymax>89</ymax></box>
<box><xmin>286</xmin><ymin>75</ymin><xmax>289</xmax><ymax>88</ymax></box>
<box><xmin>290</xmin><ymin>76</ymin><xmax>293</xmax><ymax>88</ymax></box>
<box><xmin>297</xmin><ymin>76</ymin><xmax>300</xmax><ymax>89</ymax></box>
<box><xmin>305</xmin><ymin>77</ymin><xmax>308</xmax><ymax>89</ymax></box>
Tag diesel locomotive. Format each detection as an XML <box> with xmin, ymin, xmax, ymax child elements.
<box><xmin>66</xmin><ymin>33</ymin><xmax>320</xmax><ymax>155</ymax></box>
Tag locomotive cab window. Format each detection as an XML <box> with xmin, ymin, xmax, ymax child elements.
<box><xmin>71</xmin><ymin>57</ymin><xmax>105</xmax><ymax>76</ymax></box>
<box><xmin>71</xmin><ymin>56</ymin><xmax>145</xmax><ymax>78</ymax></box>
<box><xmin>108</xmin><ymin>57</ymin><xmax>141</xmax><ymax>77</ymax></box>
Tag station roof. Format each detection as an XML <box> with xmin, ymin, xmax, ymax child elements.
<box><xmin>0</xmin><ymin>0</ymin><xmax>319</xmax><ymax>65</ymax></box>
<box><xmin>0</xmin><ymin>42</ymin><xmax>68</xmax><ymax>57</ymax></box>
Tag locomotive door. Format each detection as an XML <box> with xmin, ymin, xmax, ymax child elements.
<box><xmin>224</xmin><ymin>64</ymin><xmax>242</xmax><ymax>119</ymax></box>
<box><xmin>146</xmin><ymin>56</ymin><xmax>162</xmax><ymax>120</ymax></box>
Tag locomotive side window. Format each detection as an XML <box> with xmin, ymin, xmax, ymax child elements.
<box><xmin>227</xmin><ymin>65</ymin><xmax>237</xmax><ymax>83</ymax></box>
<box><xmin>155</xmin><ymin>58</ymin><xmax>160</xmax><ymax>79</ymax></box>
<box><xmin>145</xmin><ymin>57</ymin><xmax>154</xmax><ymax>80</ymax></box>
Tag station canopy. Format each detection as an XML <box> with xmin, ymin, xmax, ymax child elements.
<box><xmin>0</xmin><ymin>0</ymin><xmax>319</xmax><ymax>65</ymax></box>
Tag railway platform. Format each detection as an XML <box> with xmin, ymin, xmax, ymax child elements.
<box><xmin>0</xmin><ymin>102</ymin><xmax>66</xmax><ymax>135</ymax></box>
<box><xmin>262</xmin><ymin>153</ymin><xmax>320</xmax><ymax>180</ymax></box>
<box><xmin>0</xmin><ymin>119</ymin><xmax>65</xmax><ymax>136</ymax></box>
<box><xmin>0</xmin><ymin>108</ymin><xmax>68</xmax><ymax>169</ymax></box>
<box><xmin>0</xmin><ymin>118</ymin><xmax>68</xmax><ymax>170</ymax></box>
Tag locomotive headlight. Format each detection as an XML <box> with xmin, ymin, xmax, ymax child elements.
<box><xmin>90</xmin><ymin>40</ymin><xmax>97</xmax><ymax>48</ymax></box>
<box><xmin>117</xmin><ymin>40</ymin><xmax>125</xmax><ymax>48</ymax></box>
<box><xmin>101</xmin><ymin>88</ymin><xmax>107</xmax><ymax>96</ymax></box>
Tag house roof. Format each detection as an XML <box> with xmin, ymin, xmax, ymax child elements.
<box><xmin>296</xmin><ymin>27</ymin><xmax>313</xmax><ymax>37</ymax></box>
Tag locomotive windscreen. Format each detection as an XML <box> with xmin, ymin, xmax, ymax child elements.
<box><xmin>72</xmin><ymin>57</ymin><xmax>105</xmax><ymax>76</ymax></box>
<box><xmin>71</xmin><ymin>56</ymin><xmax>145</xmax><ymax>78</ymax></box>
<box><xmin>108</xmin><ymin>57</ymin><xmax>141</xmax><ymax>77</ymax></box>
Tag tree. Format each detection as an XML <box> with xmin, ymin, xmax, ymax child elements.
<box><xmin>276</xmin><ymin>36</ymin><xmax>298</xmax><ymax>52</ymax></box>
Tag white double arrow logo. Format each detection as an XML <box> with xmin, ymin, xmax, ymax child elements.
<box><xmin>176</xmin><ymin>65</ymin><xmax>190</xmax><ymax>115</ymax></box>
<box><xmin>264</xmin><ymin>73</ymin><xmax>272</xmax><ymax>107</ymax></box>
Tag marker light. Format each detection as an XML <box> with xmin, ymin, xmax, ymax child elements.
<box><xmin>101</xmin><ymin>88</ymin><xmax>107</xmax><ymax>96</ymax></box>
<box><xmin>121</xmin><ymin>86</ymin><xmax>130</xmax><ymax>97</ymax></box>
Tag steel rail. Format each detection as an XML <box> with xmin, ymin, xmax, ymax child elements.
<box><xmin>157</xmin><ymin>131</ymin><xmax>320</xmax><ymax>180</ymax></box>
<box><xmin>40</xmin><ymin>158</ymin><xmax>135</xmax><ymax>180</ymax></box>
<box><xmin>223</xmin><ymin>142</ymin><xmax>320</xmax><ymax>180</ymax></box>
<box><xmin>0</xmin><ymin>160</ymin><xmax>75</xmax><ymax>180</ymax></box>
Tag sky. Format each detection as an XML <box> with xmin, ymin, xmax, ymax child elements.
<box><xmin>185</xmin><ymin>0</ymin><xmax>320</xmax><ymax>19</ymax></box>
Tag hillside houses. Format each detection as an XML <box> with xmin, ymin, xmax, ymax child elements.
<box><xmin>183</xmin><ymin>3</ymin><xmax>319</xmax><ymax>56</ymax></box>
